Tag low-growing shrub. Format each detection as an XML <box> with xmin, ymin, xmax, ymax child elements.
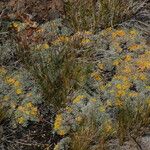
<box><xmin>0</xmin><ymin>66</ymin><xmax>43</xmax><ymax>127</ymax></box>
<box><xmin>53</xmin><ymin>28</ymin><xmax>150</xmax><ymax>149</ymax></box>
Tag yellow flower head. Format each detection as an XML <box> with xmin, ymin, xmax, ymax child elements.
<box><xmin>58</xmin><ymin>129</ymin><xmax>66</xmax><ymax>136</ymax></box>
<box><xmin>128</xmin><ymin>92</ymin><xmax>138</xmax><ymax>97</ymax></box>
<box><xmin>59</xmin><ymin>36</ymin><xmax>69</xmax><ymax>42</ymax></box>
<box><xmin>11</xmin><ymin>22</ymin><xmax>20</xmax><ymax>31</ymax></box>
<box><xmin>98</xmin><ymin>63</ymin><xmax>104</xmax><ymax>70</ymax></box>
<box><xmin>11</xmin><ymin>103</ymin><xmax>16</xmax><ymax>109</ymax></box>
<box><xmin>103</xmin><ymin>121</ymin><xmax>112</xmax><ymax>133</ymax></box>
<box><xmin>113</xmin><ymin>59</ymin><xmax>120</xmax><ymax>66</ymax></box>
<box><xmin>16</xmin><ymin>89</ymin><xmax>23</xmax><ymax>95</ymax></box>
<box><xmin>66</xmin><ymin>106</ymin><xmax>73</xmax><ymax>113</ymax></box>
<box><xmin>0</xmin><ymin>67</ymin><xmax>7</xmax><ymax>75</ymax></box>
<box><xmin>116</xmin><ymin>84</ymin><xmax>122</xmax><ymax>90</ymax></box>
<box><xmin>130</xmin><ymin>29</ymin><xmax>138</xmax><ymax>36</ymax></box>
<box><xmin>91</xmin><ymin>72</ymin><xmax>101</xmax><ymax>81</ymax></box>
<box><xmin>90</xmin><ymin>98</ymin><xmax>97</xmax><ymax>103</ymax></box>
<box><xmin>99</xmin><ymin>85</ymin><xmax>105</xmax><ymax>91</ymax></box>
<box><xmin>3</xmin><ymin>95</ymin><xmax>9</xmax><ymax>101</ymax></box>
<box><xmin>115</xmin><ymin>99</ymin><xmax>123</xmax><ymax>107</ymax></box>
<box><xmin>5</xmin><ymin>77</ymin><xmax>16</xmax><ymax>84</ymax></box>
<box><xmin>80</xmin><ymin>38</ymin><xmax>91</xmax><ymax>45</ymax></box>
<box><xmin>26</xmin><ymin>102</ymin><xmax>33</xmax><ymax>108</ymax></box>
<box><xmin>125</xmin><ymin>55</ymin><xmax>132</xmax><ymax>62</ymax></box>
<box><xmin>112</xmin><ymin>30</ymin><xmax>125</xmax><ymax>38</ymax></box>
<box><xmin>17</xmin><ymin>117</ymin><xmax>25</xmax><ymax>124</ymax></box>
<box><xmin>52</xmin><ymin>36</ymin><xmax>69</xmax><ymax>45</ymax></box>
<box><xmin>75</xmin><ymin>116</ymin><xmax>82</xmax><ymax>123</ymax></box>
<box><xmin>84</xmin><ymin>31</ymin><xmax>92</xmax><ymax>35</ymax></box>
<box><xmin>116</xmin><ymin>90</ymin><xmax>126</xmax><ymax>97</ymax></box>
<box><xmin>54</xmin><ymin>144</ymin><xmax>60</xmax><ymax>150</ymax></box>
<box><xmin>26</xmin><ymin>93</ymin><xmax>32</xmax><ymax>97</ymax></box>
<box><xmin>138</xmin><ymin>73</ymin><xmax>147</xmax><ymax>81</ymax></box>
<box><xmin>136</xmin><ymin>60</ymin><xmax>150</xmax><ymax>71</ymax></box>
<box><xmin>146</xmin><ymin>99</ymin><xmax>150</xmax><ymax>107</ymax></box>
<box><xmin>123</xmin><ymin>66</ymin><xmax>132</xmax><ymax>74</ymax></box>
<box><xmin>128</xmin><ymin>44</ymin><xmax>142</xmax><ymax>51</ymax></box>
<box><xmin>106</xmin><ymin>100</ymin><xmax>112</xmax><ymax>107</ymax></box>
<box><xmin>30</xmin><ymin>107</ymin><xmax>38</xmax><ymax>116</ymax></box>
<box><xmin>41</xmin><ymin>43</ymin><xmax>49</xmax><ymax>49</ymax></box>
<box><xmin>18</xmin><ymin>106</ymin><xmax>25</xmax><ymax>112</ymax></box>
<box><xmin>99</xmin><ymin>106</ymin><xmax>106</xmax><ymax>112</ymax></box>
<box><xmin>14</xmin><ymin>81</ymin><xmax>21</xmax><ymax>87</ymax></box>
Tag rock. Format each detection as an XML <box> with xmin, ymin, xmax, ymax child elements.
<box><xmin>107</xmin><ymin>135</ymin><xmax>150</xmax><ymax>150</ymax></box>
<box><xmin>138</xmin><ymin>135</ymin><xmax>150</xmax><ymax>150</ymax></box>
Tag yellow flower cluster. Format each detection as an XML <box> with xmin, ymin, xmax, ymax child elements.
<box><xmin>5</xmin><ymin>76</ymin><xmax>23</xmax><ymax>95</ymax></box>
<box><xmin>90</xmin><ymin>98</ymin><xmax>97</xmax><ymax>103</ymax></box>
<box><xmin>54</xmin><ymin>114</ymin><xmax>63</xmax><ymax>131</ymax></box>
<box><xmin>84</xmin><ymin>31</ymin><xmax>92</xmax><ymax>35</ymax></box>
<box><xmin>112</xmin><ymin>30</ymin><xmax>126</xmax><ymax>38</ymax></box>
<box><xmin>10</xmin><ymin>22</ymin><xmax>26</xmax><ymax>32</ymax></box>
<box><xmin>113</xmin><ymin>42</ymin><xmax>122</xmax><ymax>52</ymax></box>
<box><xmin>54</xmin><ymin>144</ymin><xmax>60</xmax><ymax>150</ymax></box>
<box><xmin>0</xmin><ymin>67</ymin><xmax>7</xmax><ymax>75</ymax></box>
<box><xmin>5</xmin><ymin>77</ymin><xmax>16</xmax><ymax>84</ymax></box>
<box><xmin>130</xmin><ymin>29</ymin><xmax>138</xmax><ymax>37</ymax></box>
<box><xmin>115</xmin><ymin>79</ymin><xmax>131</xmax><ymax>98</ymax></box>
<box><xmin>124</xmin><ymin>55</ymin><xmax>132</xmax><ymax>62</ymax></box>
<box><xmin>102</xmin><ymin>120</ymin><xmax>113</xmax><ymax>133</ymax></box>
<box><xmin>138</xmin><ymin>73</ymin><xmax>147</xmax><ymax>81</ymax></box>
<box><xmin>66</xmin><ymin>106</ymin><xmax>73</xmax><ymax>113</ymax></box>
<box><xmin>128</xmin><ymin>44</ymin><xmax>142</xmax><ymax>51</ymax></box>
<box><xmin>3</xmin><ymin>95</ymin><xmax>10</xmax><ymax>101</ymax></box>
<box><xmin>16</xmin><ymin>89</ymin><xmax>23</xmax><ymax>95</ymax></box>
<box><xmin>75</xmin><ymin>116</ymin><xmax>82</xmax><ymax>123</ymax></box>
<box><xmin>17</xmin><ymin>117</ymin><xmax>26</xmax><ymax>124</ymax></box>
<box><xmin>54</xmin><ymin>114</ymin><xmax>67</xmax><ymax>135</ymax></box>
<box><xmin>136</xmin><ymin>59</ymin><xmax>150</xmax><ymax>71</ymax></box>
<box><xmin>123</xmin><ymin>65</ymin><xmax>132</xmax><ymax>74</ymax></box>
<box><xmin>10</xmin><ymin>22</ymin><xmax>20</xmax><ymax>31</ymax></box>
<box><xmin>80</xmin><ymin>38</ymin><xmax>91</xmax><ymax>45</ymax></box>
<box><xmin>91</xmin><ymin>72</ymin><xmax>102</xmax><ymax>81</ymax></box>
<box><xmin>73</xmin><ymin>95</ymin><xmax>86</xmax><ymax>104</ymax></box>
<box><xmin>113</xmin><ymin>59</ymin><xmax>121</xmax><ymax>66</ymax></box>
<box><xmin>99</xmin><ymin>106</ymin><xmax>106</xmax><ymax>112</ymax></box>
<box><xmin>52</xmin><ymin>36</ymin><xmax>69</xmax><ymax>45</ymax></box>
<box><xmin>115</xmin><ymin>99</ymin><xmax>123</xmax><ymax>107</ymax></box>
<box><xmin>98</xmin><ymin>63</ymin><xmax>104</xmax><ymax>70</ymax></box>
<box><xmin>41</xmin><ymin>43</ymin><xmax>49</xmax><ymax>49</ymax></box>
<box><xmin>76</xmin><ymin>31</ymin><xmax>92</xmax><ymax>36</ymax></box>
<box><xmin>17</xmin><ymin>102</ymin><xmax>38</xmax><ymax>117</ymax></box>
<box><xmin>115</xmin><ymin>81</ymin><xmax>130</xmax><ymax>91</ymax></box>
<box><xmin>128</xmin><ymin>92</ymin><xmax>138</xmax><ymax>97</ymax></box>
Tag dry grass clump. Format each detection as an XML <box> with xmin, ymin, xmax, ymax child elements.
<box><xmin>0</xmin><ymin>106</ymin><xmax>7</xmax><ymax>125</ymax></box>
<box><xmin>64</xmin><ymin>0</ymin><xmax>149</xmax><ymax>32</ymax></box>
<box><xmin>15</xmin><ymin>35</ymin><xmax>92</xmax><ymax>109</ymax></box>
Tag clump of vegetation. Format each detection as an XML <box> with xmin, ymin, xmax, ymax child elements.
<box><xmin>0</xmin><ymin>1</ymin><xmax>149</xmax><ymax>149</ymax></box>
<box><xmin>0</xmin><ymin>106</ymin><xmax>7</xmax><ymax>125</ymax></box>
<box><xmin>16</xmin><ymin>35</ymin><xmax>92</xmax><ymax>109</ymax></box>
<box><xmin>0</xmin><ymin>67</ymin><xmax>43</xmax><ymax>127</ymax></box>
<box><xmin>53</xmin><ymin>28</ymin><xmax>150</xmax><ymax>149</ymax></box>
<box><xmin>64</xmin><ymin>0</ymin><xmax>149</xmax><ymax>32</ymax></box>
